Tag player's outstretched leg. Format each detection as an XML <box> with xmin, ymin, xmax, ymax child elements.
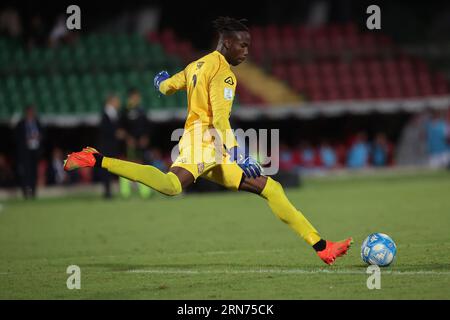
<box><xmin>239</xmin><ymin>175</ymin><xmax>353</xmax><ymax>265</ymax></box>
<box><xmin>64</xmin><ymin>147</ymin><xmax>186</xmax><ymax>196</ymax></box>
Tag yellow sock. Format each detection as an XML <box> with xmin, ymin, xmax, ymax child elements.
<box><xmin>102</xmin><ymin>157</ymin><xmax>182</xmax><ymax>196</ymax></box>
<box><xmin>260</xmin><ymin>177</ymin><xmax>321</xmax><ymax>246</ymax></box>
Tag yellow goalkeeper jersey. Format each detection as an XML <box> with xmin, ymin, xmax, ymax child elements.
<box><xmin>159</xmin><ymin>50</ymin><xmax>238</xmax><ymax>149</ymax></box>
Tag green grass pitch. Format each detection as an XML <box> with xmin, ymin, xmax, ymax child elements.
<box><xmin>1</xmin><ymin>170</ymin><xmax>449</xmax><ymax>299</ymax></box>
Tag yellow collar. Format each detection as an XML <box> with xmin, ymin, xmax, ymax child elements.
<box><xmin>214</xmin><ymin>50</ymin><xmax>230</xmax><ymax>68</ymax></box>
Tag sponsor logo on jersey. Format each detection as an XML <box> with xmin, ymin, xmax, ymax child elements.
<box><xmin>224</xmin><ymin>76</ymin><xmax>234</xmax><ymax>85</ymax></box>
<box><xmin>197</xmin><ymin>162</ymin><xmax>205</xmax><ymax>174</ymax></box>
<box><xmin>197</xmin><ymin>62</ymin><xmax>204</xmax><ymax>70</ymax></box>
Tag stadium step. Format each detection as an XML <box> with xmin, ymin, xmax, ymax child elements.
<box><xmin>233</xmin><ymin>61</ymin><xmax>302</xmax><ymax>105</ymax></box>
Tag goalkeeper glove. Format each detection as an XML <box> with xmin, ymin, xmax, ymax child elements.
<box><xmin>154</xmin><ymin>70</ymin><xmax>170</xmax><ymax>92</ymax></box>
<box><xmin>227</xmin><ymin>146</ymin><xmax>263</xmax><ymax>179</ymax></box>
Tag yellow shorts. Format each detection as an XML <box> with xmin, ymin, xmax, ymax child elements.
<box><xmin>170</xmin><ymin>142</ymin><xmax>244</xmax><ymax>191</ymax></box>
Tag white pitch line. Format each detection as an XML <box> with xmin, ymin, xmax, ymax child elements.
<box><xmin>126</xmin><ymin>268</ymin><xmax>450</xmax><ymax>276</ymax></box>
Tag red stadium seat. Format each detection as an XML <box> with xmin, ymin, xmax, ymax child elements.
<box><xmin>340</xmin><ymin>84</ymin><xmax>356</xmax><ymax>100</ymax></box>
<box><xmin>309</xmin><ymin>87</ymin><xmax>325</xmax><ymax>101</ymax></box>
<box><xmin>243</xmin><ymin>22</ymin><xmax>450</xmax><ymax>102</ymax></box>
<box><xmin>272</xmin><ymin>63</ymin><xmax>288</xmax><ymax>80</ymax></box>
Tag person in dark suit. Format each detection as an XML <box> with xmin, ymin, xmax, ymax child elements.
<box><xmin>98</xmin><ymin>94</ymin><xmax>124</xmax><ymax>199</ymax></box>
<box><xmin>14</xmin><ymin>105</ymin><xmax>43</xmax><ymax>199</ymax></box>
<box><xmin>118</xmin><ymin>88</ymin><xmax>152</xmax><ymax>198</ymax></box>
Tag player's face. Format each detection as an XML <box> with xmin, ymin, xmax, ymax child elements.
<box><xmin>129</xmin><ymin>93</ymin><xmax>141</xmax><ymax>106</ymax></box>
<box><xmin>229</xmin><ymin>31</ymin><xmax>250</xmax><ymax>66</ymax></box>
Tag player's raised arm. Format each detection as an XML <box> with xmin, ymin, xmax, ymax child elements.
<box><xmin>154</xmin><ymin>70</ymin><xmax>186</xmax><ymax>95</ymax></box>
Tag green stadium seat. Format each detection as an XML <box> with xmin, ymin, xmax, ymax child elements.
<box><xmin>27</xmin><ymin>49</ymin><xmax>45</xmax><ymax>74</ymax></box>
<box><xmin>83</xmin><ymin>89</ymin><xmax>101</xmax><ymax>112</ymax></box>
<box><xmin>0</xmin><ymin>44</ymin><xmax>12</xmax><ymax>74</ymax></box>
<box><xmin>22</xmin><ymin>88</ymin><xmax>37</xmax><ymax>106</ymax></box>
<box><xmin>68</xmin><ymin>90</ymin><xmax>87</xmax><ymax>114</ymax></box>
<box><xmin>37</xmin><ymin>90</ymin><xmax>52</xmax><ymax>113</ymax></box>
<box><xmin>44</xmin><ymin>100</ymin><xmax>58</xmax><ymax>115</ymax></box>
<box><xmin>146</xmin><ymin>44</ymin><xmax>165</xmax><ymax>67</ymax></box>
<box><xmin>9</xmin><ymin>91</ymin><xmax>24</xmax><ymax>111</ymax></box>
<box><xmin>20</xmin><ymin>76</ymin><xmax>34</xmax><ymax>92</ymax></box>
<box><xmin>110</xmin><ymin>72</ymin><xmax>124</xmax><ymax>88</ymax></box>
<box><xmin>35</xmin><ymin>75</ymin><xmax>50</xmax><ymax>93</ymax></box>
<box><xmin>103</xmin><ymin>46</ymin><xmax>120</xmax><ymax>70</ymax></box>
<box><xmin>79</xmin><ymin>74</ymin><xmax>94</xmax><ymax>91</ymax></box>
<box><xmin>56</xmin><ymin>47</ymin><xmax>74</xmax><ymax>74</ymax></box>
<box><xmin>13</xmin><ymin>49</ymin><xmax>29</xmax><ymax>74</ymax></box>
<box><xmin>72</xmin><ymin>46</ymin><xmax>89</xmax><ymax>72</ymax></box>
<box><xmin>66</xmin><ymin>74</ymin><xmax>80</xmax><ymax>90</ymax></box>
<box><xmin>95</xmin><ymin>73</ymin><xmax>111</xmax><ymax>88</ymax></box>
<box><xmin>1</xmin><ymin>32</ymin><xmax>197</xmax><ymax>116</ymax></box>
<box><xmin>41</xmin><ymin>49</ymin><xmax>56</xmax><ymax>73</ymax></box>
<box><xmin>5</xmin><ymin>76</ymin><xmax>18</xmax><ymax>92</ymax></box>
<box><xmin>125</xmin><ymin>71</ymin><xmax>141</xmax><ymax>87</ymax></box>
<box><xmin>52</xmin><ymin>89</ymin><xmax>69</xmax><ymax>112</ymax></box>
<box><xmin>47</xmin><ymin>75</ymin><xmax>66</xmax><ymax>99</ymax></box>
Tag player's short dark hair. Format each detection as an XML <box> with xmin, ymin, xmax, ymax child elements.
<box><xmin>212</xmin><ymin>16</ymin><xmax>249</xmax><ymax>36</ymax></box>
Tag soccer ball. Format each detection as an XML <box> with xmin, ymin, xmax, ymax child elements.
<box><xmin>361</xmin><ymin>233</ymin><xmax>397</xmax><ymax>266</ymax></box>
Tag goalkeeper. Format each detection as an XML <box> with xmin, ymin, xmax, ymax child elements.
<box><xmin>64</xmin><ymin>17</ymin><xmax>352</xmax><ymax>265</ymax></box>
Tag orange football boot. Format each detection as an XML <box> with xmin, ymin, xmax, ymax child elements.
<box><xmin>317</xmin><ymin>237</ymin><xmax>353</xmax><ymax>265</ymax></box>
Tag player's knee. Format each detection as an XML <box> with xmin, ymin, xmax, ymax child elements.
<box><xmin>268</xmin><ymin>177</ymin><xmax>284</xmax><ymax>195</ymax></box>
<box><xmin>163</xmin><ymin>174</ymin><xmax>183</xmax><ymax>196</ymax></box>
<box><xmin>259</xmin><ymin>177</ymin><xmax>284</xmax><ymax>199</ymax></box>
<box><xmin>164</xmin><ymin>185</ymin><xmax>182</xmax><ymax>196</ymax></box>
<box><xmin>271</xmin><ymin>179</ymin><xmax>284</xmax><ymax>196</ymax></box>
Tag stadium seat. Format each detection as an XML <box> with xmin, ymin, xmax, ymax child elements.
<box><xmin>1</xmin><ymin>24</ymin><xmax>449</xmax><ymax>119</ymax></box>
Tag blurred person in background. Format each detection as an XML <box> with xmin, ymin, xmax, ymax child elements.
<box><xmin>26</xmin><ymin>14</ymin><xmax>48</xmax><ymax>49</ymax></box>
<box><xmin>119</xmin><ymin>88</ymin><xmax>152</xmax><ymax>199</ymax></box>
<box><xmin>294</xmin><ymin>141</ymin><xmax>317</xmax><ymax>171</ymax></box>
<box><xmin>319</xmin><ymin>140</ymin><xmax>337</xmax><ymax>169</ymax></box>
<box><xmin>143</xmin><ymin>148</ymin><xmax>168</xmax><ymax>172</ymax></box>
<box><xmin>426</xmin><ymin>109</ymin><xmax>449</xmax><ymax>168</ymax></box>
<box><xmin>334</xmin><ymin>142</ymin><xmax>348</xmax><ymax>168</ymax></box>
<box><xmin>372</xmin><ymin>133</ymin><xmax>391</xmax><ymax>167</ymax></box>
<box><xmin>279</xmin><ymin>143</ymin><xmax>296</xmax><ymax>172</ymax></box>
<box><xmin>14</xmin><ymin>105</ymin><xmax>43</xmax><ymax>199</ymax></box>
<box><xmin>46</xmin><ymin>147</ymin><xmax>70</xmax><ymax>186</ymax></box>
<box><xmin>0</xmin><ymin>7</ymin><xmax>22</xmax><ymax>39</ymax></box>
<box><xmin>395</xmin><ymin>112</ymin><xmax>428</xmax><ymax>166</ymax></box>
<box><xmin>346</xmin><ymin>132</ymin><xmax>370</xmax><ymax>169</ymax></box>
<box><xmin>49</xmin><ymin>14</ymin><xmax>78</xmax><ymax>47</ymax></box>
<box><xmin>98</xmin><ymin>94</ymin><xmax>125</xmax><ymax>199</ymax></box>
<box><xmin>0</xmin><ymin>153</ymin><xmax>15</xmax><ymax>189</ymax></box>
